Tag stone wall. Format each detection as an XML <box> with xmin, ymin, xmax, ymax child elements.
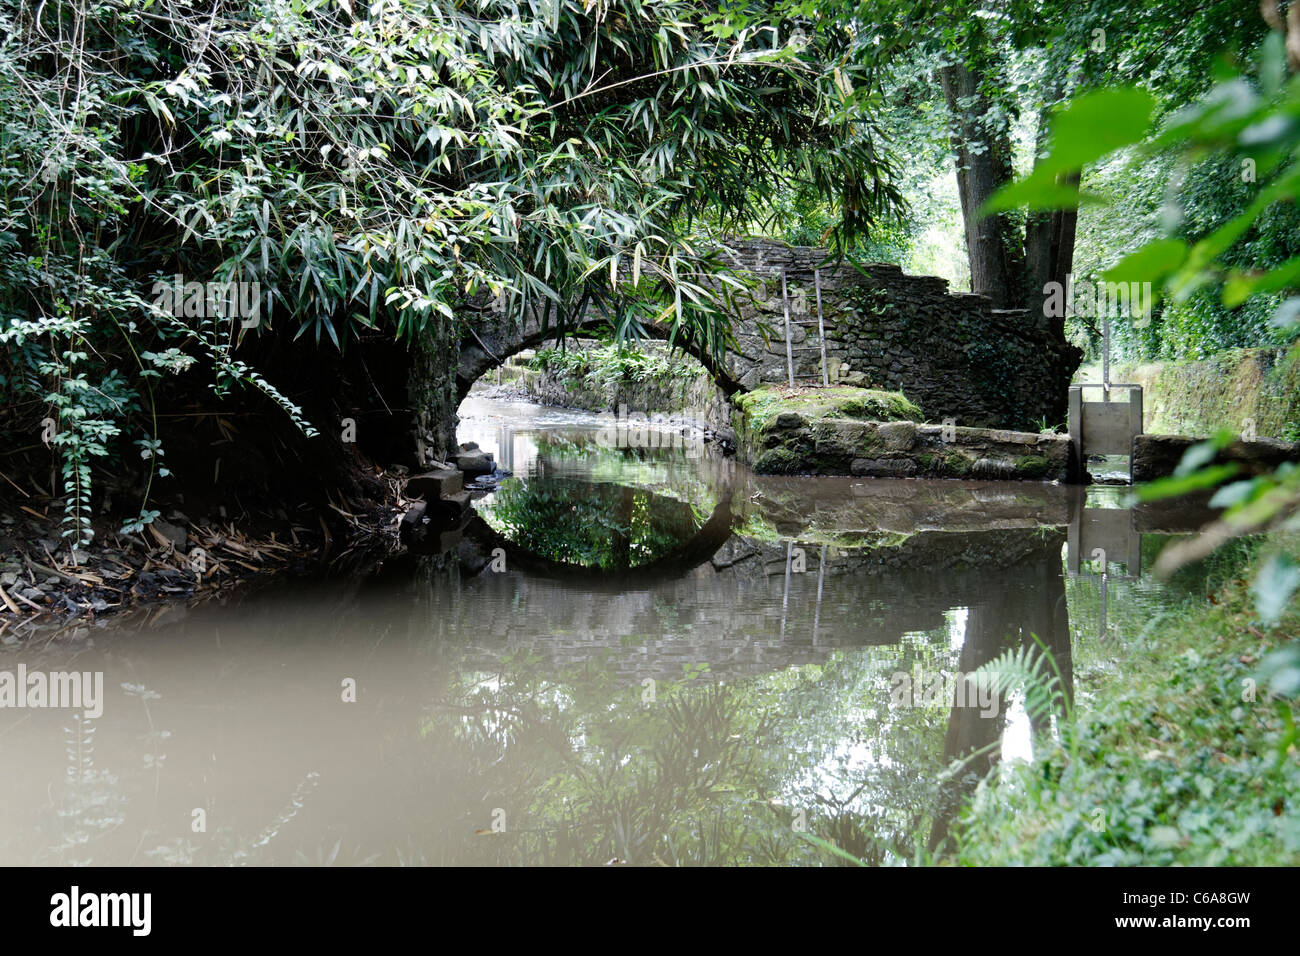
<box><xmin>1131</xmin><ymin>433</ymin><xmax>1300</xmax><ymax>482</ymax></box>
<box><xmin>453</xmin><ymin>237</ymin><xmax>1080</xmax><ymax>439</ymax></box>
<box><xmin>737</xmin><ymin>409</ymin><xmax>1071</xmax><ymax>479</ymax></box>
<box><xmin>715</xmin><ymin>240</ymin><xmax>1078</xmax><ymax>431</ymax></box>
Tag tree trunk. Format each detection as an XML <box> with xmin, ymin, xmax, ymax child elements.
<box><xmin>939</xmin><ymin>60</ymin><xmax>1024</xmax><ymax>309</ymax></box>
<box><xmin>1024</xmin><ymin>76</ymin><xmax>1080</xmax><ymax>338</ymax></box>
<box><xmin>940</xmin><ymin>52</ymin><xmax>1083</xmax><ymax>424</ymax></box>
<box><xmin>1025</xmin><ymin>201</ymin><xmax>1077</xmax><ymax>323</ymax></box>
<box><xmin>1023</xmin><ymin>84</ymin><xmax>1084</xmax><ymax>424</ymax></box>
<box><xmin>410</xmin><ymin>316</ymin><xmax>462</xmax><ymax>466</ymax></box>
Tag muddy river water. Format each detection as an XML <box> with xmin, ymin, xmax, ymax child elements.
<box><xmin>0</xmin><ymin>395</ymin><xmax>1226</xmax><ymax>865</ymax></box>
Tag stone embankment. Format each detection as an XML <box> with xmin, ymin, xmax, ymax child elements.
<box><xmin>731</xmin><ymin>385</ymin><xmax>1071</xmax><ymax>479</ymax></box>
<box><xmin>399</xmin><ymin>441</ymin><xmax>506</xmax><ymax>546</ymax></box>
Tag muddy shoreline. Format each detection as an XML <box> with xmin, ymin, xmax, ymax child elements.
<box><xmin>0</xmin><ymin>491</ymin><xmax>408</xmax><ymax>643</ymax></box>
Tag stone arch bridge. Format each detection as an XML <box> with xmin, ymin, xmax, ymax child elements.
<box><xmin>455</xmin><ymin>238</ymin><xmax>1078</xmax><ymax>433</ymax></box>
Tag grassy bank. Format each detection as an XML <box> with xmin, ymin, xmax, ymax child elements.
<box><xmin>517</xmin><ymin>341</ymin><xmax>731</xmax><ymax>434</ymax></box>
<box><xmin>530</xmin><ymin>341</ymin><xmax>704</xmax><ymax>390</ymax></box>
<box><xmin>1080</xmin><ymin>347</ymin><xmax>1300</xmax><ymax>441</ymax></box>
<box><xmin>952</xmin><ymin>536</ymin><xmax>1300</xmax><ymax>865</ymax></box>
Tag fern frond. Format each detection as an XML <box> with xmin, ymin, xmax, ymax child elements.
<box><xmin>974</xmin><ymin>643</ymin><xmax>1067</xmax><ymax>729</ymax></box>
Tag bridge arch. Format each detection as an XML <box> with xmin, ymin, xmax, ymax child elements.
<box><xmin>455</xmin><ymin>306</ymin><xmax>744</xmax><ymax>404</ymax></box>
<box><xmin>411</xmin><ymin>239</ymin><xmax>1080</xmax><ymax>469</ymax></box>
<box><xmin>453</xmin><ymin>238</ymin><xmax>1079</xmax><ymax>431</ymax></box>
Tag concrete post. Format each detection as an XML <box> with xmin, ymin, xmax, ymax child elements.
<box><xmin>1128</xmin><ymin>386</ymin><xmax>1143</xmax><ymax>484</ymax></box>
<box><xmin>1067</xmin><ymin>385</ymin><xmax>1084</xmax><ymax>484</ymax></box>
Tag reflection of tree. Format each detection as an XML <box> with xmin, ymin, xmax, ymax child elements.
<box><xmin>409</xmin><ymin>664</ymin><xmax>790</xmax><ymax>865</ymax></box>
<box><xmin>519</xmin><ymin>432</ymin><xmax>728</xmax><ymax>514</ymax></box>
<box><xmin>483</xmin><ymin>477</ymin><xmax>702</xmax><ymax>569</ymax></box>
<box><xmin>401</xmin><ymin>632</ymin><xmax>966</xmax><ymax>866</ymax></box>
<box><xmin>928</xmin><ymin>539</ymin><xmax>1073</xmax><ymax>856</ymax></box>
<box><xmin>757</xmin><ymin>640</ymin><xmax>958</xmax><ymax>865</ymax></box>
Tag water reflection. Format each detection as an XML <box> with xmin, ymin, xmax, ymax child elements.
<box><xmin>0</xmin><ymin>399</ymin><xmax>1226</xmax><ymax>865</ymax></box>
<box><xmin>480</xmin><ymin>477</ymin><xmax>706</xmax><ymax>570</ymax></box>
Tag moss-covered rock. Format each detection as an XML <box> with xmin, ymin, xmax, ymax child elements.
<box><xmin>876</xmin><ymin>420</ymin><xmax>919</xmax><ymax>451</ymax></box>
<box><xmin>1014</xmin><ymin>455</ymin><xmax>1053</xmax><ymax>479</ymax></box>
<box><xmin>733</xmin><ymin>384</ymin><xmax>923</xmax><ymax>434</ymax></box>
<box><xmin>751</xmin><ymin>447</ymin><xmax>807</xmax><ymax>474</ymax></box>
<box><xmin>732</xmin><ymin>382</ymin><xmax>1070</xmax><ymax>480</ymax></box>
<box><xmin>732</xmin><ymin>385</ymin><xmax>923</xmax><ymax>474</ymax></box>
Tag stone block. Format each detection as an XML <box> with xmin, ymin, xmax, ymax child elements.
<box><xmin>405</xmin><ymin>467</ymin><xmax>463</xmax><ymax>500</ymax></box>
<box><xmin>851</xmin><ymin>458</ymin><xmax>918</xmax><ymax>478</ymax></box>
<box><xmin>455</xmin><ymin>452</ymin><xmax>495</xmax><ymax>477</ymax></box>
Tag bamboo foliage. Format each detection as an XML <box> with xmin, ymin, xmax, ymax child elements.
<box><xmin>0</xmin><ymin>0</ymin><xmax>900</xmax><ymax>540</ymax></box>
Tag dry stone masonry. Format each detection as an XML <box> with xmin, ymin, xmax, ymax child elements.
<box><xmin>434</xmin><ymin>238</ymin><xmax>1081</xmax><ymax>483</ymax></box>
<box><xmin>714</xmin><ymin>239</ymin><xmax>1077</xmax><ymax>431</ymax></box>
<box><xmin>456</xmin><ymin>237</ymin><xmax>1079</xmax><ymax>433</ymax></box>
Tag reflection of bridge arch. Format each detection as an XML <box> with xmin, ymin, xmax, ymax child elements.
<box><xmin>462</xmin><ymin>494</ymin><xmax>737</xmax><ymax>587</ymax></box>
<box><xmin>444</xmin><ymin>527</ymin><xmax>1074</xmax><ymax>690</ymax></box>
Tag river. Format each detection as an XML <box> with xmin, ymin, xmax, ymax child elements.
<box><xmin>0</xmin><ymin>394</ymin><xmax>1228</xmax><ymax>865</ymax></box>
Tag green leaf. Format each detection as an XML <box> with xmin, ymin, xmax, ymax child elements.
<box><xmin>1257</xmin><ymin>642</ymin><xmax>1300</xmax><ymax>698</ymax></box>
<box><xmin>980</xmin><ymin>88</ymin><xmax>1157</xmax><ymax>217</ymax></box>
<box><xmin>1223</xmin><ymin>256</ymin><xmax>1300</xmax><ymax>307</ymax></box>
<box><xmin>1103</xmin><ymin>239</ymin><xmax>1188</xmax><ymax>286</ymax></box>
<box><xmin>1208</xmin><ymin>479</ymin><xmax>1260</xmax><ymax>509</ymax></box>
<box><xmin>1149</xmin><ymin>825</ymin><xmax>1183</xmax><ymax>849</ymax></box>
<box><xmin>1260</xmin><ymin>32</ymin><xmax>1288</xmax><ymax>96</ymax></box>
<box><xmin>1270</xmin><ymin>298</ymin><xmax>1300</xmax><ymax>329</ymax></box>
<box><xmin>1176</xmin><ymin>430</ymin><xmax>1237</xmax><ymax>476</ymax></box>
<box><xmin>980</xmin><ymin>177</ymin><xmax>1102</xmax><ymax>215</ymax></box>
<box><xmin>1251</xmin><ymin>554</ymin><xmax>1300</xmax><ymax>625</ymax></box>
<box><xmin>1041</xmin><ymin>87</ymin><xmax>1159</xmax><ymax>172</ymax></box>
<box><xmin>1137</xmin><ymin>463</ymin><xmax>1241</xmax><ymax>502</ymax></box>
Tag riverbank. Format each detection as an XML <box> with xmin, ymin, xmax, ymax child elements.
<box><xmin>498</xmin><ymin>340</ymin><xmax>736</xmax><ymax>443</ymax></box>
<box><xmin>0</xmin><ymin>488</ymin><xmax>404</xmax><ymax>635</ymax></box>
<box><xmin>951</xmin><ymin>534</ymin><xmax>1300</xmax><ymax>865</ymax></box>
<box><xmin>1083</xmin><ymin>347</ymin><xmax>1300</xmax><ymax>441</ymax></box>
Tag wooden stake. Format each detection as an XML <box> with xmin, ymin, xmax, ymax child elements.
<box><xmin>781</xmin><ymin>268</ymin><xmax>794</xmax><ymax>387</ymax></box>
<box><xmin>815</xmin><ymin>269</ymin><xmax>828</xmax><ymax>387</ymax></box>
<box><xmin>1102</xmin><ymin>317</ymin><xmax>1111</xmax><ymax>401</ymax></box>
